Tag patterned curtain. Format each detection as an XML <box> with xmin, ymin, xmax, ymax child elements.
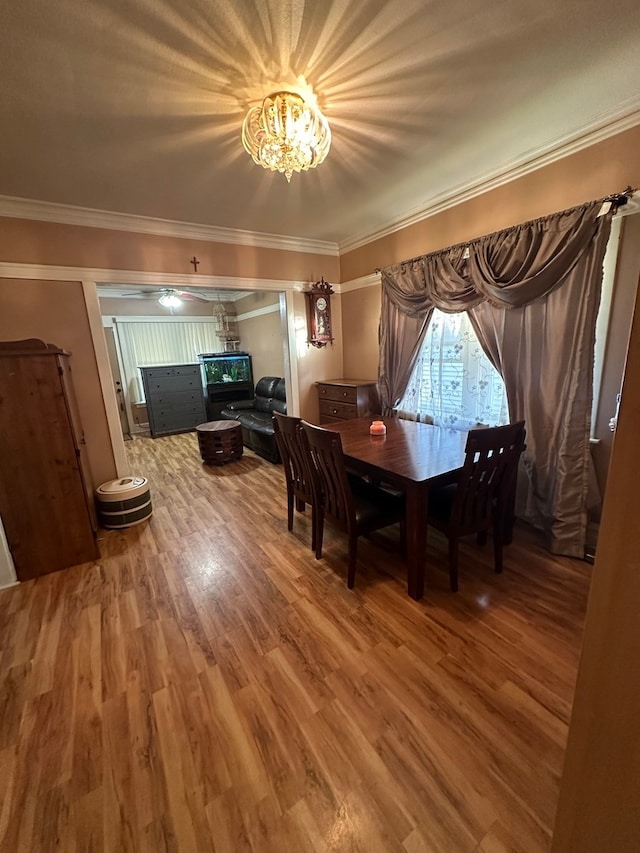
<box><xmin>399</xmin><ymin>309</ymin><xmax>508</xmax><ymax>430</ymax></box>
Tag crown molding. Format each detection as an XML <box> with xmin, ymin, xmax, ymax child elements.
<box><xmin>2</xmin><ymin>105</ymin><xmax>637</xmax><ymax>262</ymax></box>
<box><xmin>339</xmin><ymin>105</ymin><xmax>640</xmax><ymax>254</ymax></box>
<box><xmin>236</xmin><ymin>303</ymin><xmax>281</xmax><ymax>322</ymax></box>
<box><xmin>0</xmin><ymin>196</ymin><xmax>339</xmax><ymax>257</ymax></box>
<box><xmin>0</xmin><ymin>261</ymin><xmax>309</xmax><ymax>292</ymax></box>
<box><xmin>339</xmin><ymin>273</ymin><xmax>380</xmax><ymax>293</ymax></box>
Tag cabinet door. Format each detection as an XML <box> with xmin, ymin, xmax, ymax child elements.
<box><xmin>0</xmin><ymin>353</ymin><xmax>99</xmax><ymax>579</ymax></box>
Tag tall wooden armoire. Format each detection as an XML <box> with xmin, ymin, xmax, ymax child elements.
<box><xmin>0</xmin><ymin>339</ymin><xmax>99</xmax><ymax>580</ymax></box>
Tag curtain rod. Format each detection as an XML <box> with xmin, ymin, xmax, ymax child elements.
<box><xmin>374</xmin><ymin>186</ymin><xmax>637</xmax><ymax>273</ymax></box>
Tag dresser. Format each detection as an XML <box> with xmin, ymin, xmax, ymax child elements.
<box><xmin>0</xmin><ymin>339</ymin><xmax>99</xmax><ymax>580</ymax></box>
<box><xmin>140</xmin><ymin>364</ymin><xmax>207</xmax><ymax>437</ymax></box>
<box><xmin>316</xmin><ymin>379</ymin><xmax>380</xmax><ymax>424</ymax></box>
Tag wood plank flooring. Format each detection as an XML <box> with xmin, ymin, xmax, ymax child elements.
<box><xmin>0</xmin><ymin>433</ymin><xmax>590</xmax><ymax>852</ymax></box>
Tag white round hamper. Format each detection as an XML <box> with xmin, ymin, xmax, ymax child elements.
<box><xmin>95</xmin><ymin>477</ymin><xmax>152</xmax><ymax>529</ymax></box>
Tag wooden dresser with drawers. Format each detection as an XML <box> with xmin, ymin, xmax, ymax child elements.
<box><xmin>315</xmin><ymin>379</ymin><xmax>379</xmax><ymax>424</ymax></box>
<box><xmin>140</xmin><ymin>363</ymin><xmax>207</xmax><ymax>437</ymax></box>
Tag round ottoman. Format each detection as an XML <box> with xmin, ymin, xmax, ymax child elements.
<box><xmin>196</xmin><ymin>420</ymin><xmax>243</xmax><ymax>465</ymax></box>
<box><xmin>95</xmin><ymin>476</ymin><xmax>153</xmax><ymax>529</ymax></box>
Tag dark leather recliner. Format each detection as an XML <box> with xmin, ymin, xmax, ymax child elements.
<box><xmin>219</xmin><ymin>376</ymin><xmax>286</xmax><ymax>463</ymax></box>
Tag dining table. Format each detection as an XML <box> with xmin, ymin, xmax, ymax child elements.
<box><xmin>324</xmin><ymin>417</ymin><xmax>468</xmax><ymax>600</ymax></box>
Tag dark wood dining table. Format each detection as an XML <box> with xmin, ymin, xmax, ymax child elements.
<box><xmin>325</xmin><ymin>417</ymin><xmax>468</xmax><ymax>600</ymax></box>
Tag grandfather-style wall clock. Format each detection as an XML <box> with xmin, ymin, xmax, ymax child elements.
<box><xmin>305</xmin><ymin>277</ymin><xmax>334</xmax><ymax>348</ymax></box>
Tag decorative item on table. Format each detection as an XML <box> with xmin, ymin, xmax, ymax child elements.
<box><xmin>370</xmin><ymin>420</ymin><xmax>386</xmax><ymax>436</ymax></box>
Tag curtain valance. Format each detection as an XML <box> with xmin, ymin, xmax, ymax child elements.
<box><xmin>381</xmin><ymin>201</ymin><xmax>606</xmax><ymax>315</ymax></box>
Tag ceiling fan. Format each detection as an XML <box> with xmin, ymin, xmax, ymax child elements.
<box><xmin>154</xmin><ymin>288</ymin><xmax>210</xmax><ymax>307</ymax></box>
<box><xmin>112</xmin><ymin>287</ymin><xmax>212</xmax><ymax>306</ymax></box>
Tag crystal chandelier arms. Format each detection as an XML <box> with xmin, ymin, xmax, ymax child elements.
<box><xmin>242</xmin><ymin>91</ymin><xmax>331</xmax><ymax>182</ymax></box>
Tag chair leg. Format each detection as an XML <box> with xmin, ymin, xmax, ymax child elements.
<box><xmin>310</xmin><ymin>504</ymin><xmax>317</xmax><ymax>552</ymax></box>
<box><xmin>476</xmin><ymin>530</ymin><xmax>487</xmax><ymax>546</ymax></box>
<box><xmin>315</xmin><ymin>510</ymin><xmax>324</xmax><ymax>560</ymax></box>
<box><xmin>448</xmin><ymin>538</ymin><xmax>459</xmax><ymax>592</ymax></box>
<box><xmin>286</xmin><ymin>487</ymin><xmax>294</xmax><ymax>531</ymax></box>
<box><xmin>347</xmin><ymin>531</ymin><xmax>358</xmax><ymax>589</ymax></box>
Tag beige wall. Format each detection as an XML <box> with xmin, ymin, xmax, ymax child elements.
<box><xmin>235</xmin><ymin>291</ymin><xmax>279</xmax><ymax>313</ymax></box>
<box><xmin>234</xmin><ymin>290</ymin><xmax>286</xmax><ymax>382</ymax></box>
<box><xmin>0</xmin><ymin>218</ymin><xmax>340</xmax><ymax>282</ymax></box>
<box><xmin>237</xmin><ymin>307</ymin><xmax>285</xmax><ymax>383</ymax></box>
<box><xmin>342</xmin><ymin>284</ymin><xmax>382</xmax><ymax>380</ymax></box>
<box><xmin>341</xmin><ymin>124</ymin><xmax>640</xmax><ymax>281</ymax></box>
<box><xmin>0</xmin><ymin>279</ymin><xmax>116</xmax><ymax>489</ymax></box>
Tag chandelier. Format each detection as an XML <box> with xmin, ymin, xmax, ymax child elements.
<box><xmin>241</xmin><ymin>91</ymin><xmax>331</xmax><ymax>182</ymax></box>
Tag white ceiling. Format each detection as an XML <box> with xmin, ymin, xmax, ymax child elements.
<box><xmin>1</xmin><ymin>0</ymin><xmax>639</xmax><ymax>248</ymax></box>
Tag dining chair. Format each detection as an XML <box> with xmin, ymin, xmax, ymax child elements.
<box><xmin>427</xmin><ymin>420</ymin><xmax>526</xmax><ymax>592</ymax></box>
<box><xmin>273</xmin><ymin>412</ymin><xmax>316</xmax><ymax>550</ymax></box>
<box><xmin>300</xmin><ymin>421</ymin><xmax>405</xmax><ymax>589</ymax></box>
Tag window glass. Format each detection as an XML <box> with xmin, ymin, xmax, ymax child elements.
<box><xmin>399</xmin><ymin>309</ymin><xmax>508</xmax><ymax>430</ymax></box>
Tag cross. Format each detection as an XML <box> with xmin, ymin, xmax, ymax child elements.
<box><xmin>190</xmin><ymin>256</ymin><xmax>200</xmax><ymax>272</ymax></box>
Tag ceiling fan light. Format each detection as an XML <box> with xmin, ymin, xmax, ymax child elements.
<box><xmin>159</xmin><ymin>291</ymin><xmax>182</xmax><ymax>308</ymax></box>
<box><xmin>242</xmin><ymin>91</ymin><xmax>331</xmax><ymax>182</ymax></box>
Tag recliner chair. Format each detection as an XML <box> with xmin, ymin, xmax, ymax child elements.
<box><xmin>219</xmin><ymin>376</ymin><xmax>286</xmax><ymax>462</ymax></box>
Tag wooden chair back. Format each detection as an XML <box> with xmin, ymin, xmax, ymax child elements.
<box><xmin>301</xmin><ymin>421</ymin><xmax>406</xmax><ymax>588</ymax></box>
<box><xmin>273</xmin><ymin>412</ymin><xmax>313</xmax><ymax>506</ymax></box>
<box><xmin>300</xmin><ymin>421</ymin><xmax>353</xmax><ymax>529</ymax></box>
<box><xmin>427</xmin><ymin>420</ymin><xmax>526</xmax><ymax>592</ymax></box>
<box><xmin>273</xmin><ymin>412</ymin><xmax>317</xmax><ymax>549</ymax></box>
<box><xmin>452</xmin><ymin>420</ymin><xmax>526</xmax><ymax>538</ymax></box>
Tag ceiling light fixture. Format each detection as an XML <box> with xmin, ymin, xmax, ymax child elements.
<box><xmin>158</xmin><ymin>291</ymin><xmax>182</xmax><ymax>308</ymax></box>
<box><xmin>241</xmin><ymin>90</ymin><xmax>331</xmax><ymax>182</ymax></box>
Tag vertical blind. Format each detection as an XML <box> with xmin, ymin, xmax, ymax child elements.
<box><xmin>115</xmin><ymin>319</ymin><xmax>221</xmax><ymax>402</ymax></box>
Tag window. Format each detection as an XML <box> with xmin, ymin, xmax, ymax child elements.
<box><xmin>398</xmin><ymin>309</ymin><xmax>509</xmax><ymax>430</ymax></box>
<box><xmin>114</xmin><ymin>318</ymin><xmax>221</xmax><ymax>403</ymax></box>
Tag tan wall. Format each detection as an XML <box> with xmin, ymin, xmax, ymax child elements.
<box><xmin>551</xmin><ymin>274</ymin><xmax>640</xmax><ymax>853</ymax></box>
<box><xmin>235</xmin><ymin>291</ymin><xmax>279</xmax><ymax>313</ymax></box>
<box><xmin>342</xmin><ymin>285</ymin><xmax>382</xmax><ymax>380</ymax></box>
<box><xmin>237</xmin><ymin>308</ymin><xmax>286</xmax><ymax>382</ymax></box>
<box><xmin>341</xmin><ymin>124</ymin><xmax>640</xmax><ymax>281</ymax></box>
<box><xmin>0</xmin><ymin>279</ymin><xmax>116</xmax><ymax>489</ymax></box>
<box><xmin>0</xmin><ymin>217</ymin><xmax>340</xmax><ymax>282</ymax></box>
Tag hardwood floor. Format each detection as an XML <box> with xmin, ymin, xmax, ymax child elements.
<box><xmin>0</xmin><ymin>433</ymin><xmax>590</xmax><ymax>852</ymax></box>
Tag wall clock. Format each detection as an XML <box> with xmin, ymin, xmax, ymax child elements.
<box><xmin>305</xmin><ymin>277</ymin><xmax>334</xmax><ymax>348</ymax></box>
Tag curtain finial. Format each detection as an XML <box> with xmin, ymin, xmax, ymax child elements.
<box><xmin>602</xmin><ymin>186</ymin><xmax>636</xmax><ymax>214</ymax></box>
